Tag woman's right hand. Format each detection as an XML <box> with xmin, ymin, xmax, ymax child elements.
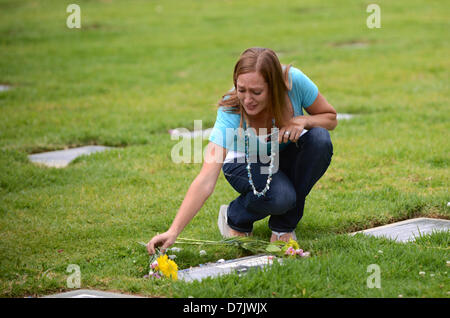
<box><xmin>146</xmin><ymin>230</ymin><xmax>178</xmax><ymax>255</ymax></box>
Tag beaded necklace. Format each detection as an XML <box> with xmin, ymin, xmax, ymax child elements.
<box><xmin>244</xmin><ymin>121</ymin><xmax>277</xmax><ymax>197</ymax></box>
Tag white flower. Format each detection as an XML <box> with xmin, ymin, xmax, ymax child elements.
<box><xmin>378</xmin><ymin>250</ymin><xmax>383</xmax><ymax>254</ymax></box>
<box><xmin>419</xmin><ymin>271</ymin><xmax>425</xmax><ymax>276</ymax></box>
<box><xmin>168</xmin><ymin>255</ymin><xmax>176</xmax><ymax>260</ymax></box>
<box><xmin>217</xmin><ymin>259</ymin><xmax>225</xmax><ymax>263</ymax></box>
<box><xmin>199</xmin><ymin>250</ymin><xmax>207</xmax><ymax>256</ymax></box>
<box><xmin>169</xmin><ymin>247</ymin><xmax>182</xmax><ymax>253</ymax></box>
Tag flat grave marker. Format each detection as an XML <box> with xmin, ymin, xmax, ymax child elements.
<box><xmin>42</xmin><ymin>289</ymin><xmax>142</xmax><ymax>298</ymax></box>
<box><xmin>28</xmin><ymin>145</ymin><xmax>112</xmax><ymax>168</ymax></box>
<box><xmin>177</xmin><ymin>254</ymin><xmax>280</xmax><ymax>282</ymax></box>
<box><xmin>0</xmin><ymin>84</ymin><xmax>11</xmax><ymax>92</ymax></box>
<box><xmin>337</xmin><ymin>113</ymin><xmax>355</xmax><ymax>120</ymax></box>
<box><xmin>350</xmin><ymin>217</ymin><xmax>450</xmax><ymax>242</ymax></box>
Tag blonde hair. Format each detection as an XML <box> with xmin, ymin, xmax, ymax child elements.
<box><xmin>218</xmin><ymin>47</ymin><xmax>292</xmax><ymax>129</ymax></box>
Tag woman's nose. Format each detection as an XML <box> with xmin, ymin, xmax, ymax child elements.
<box><xmin>244</xmin><ymin>95</ymin><xmax>253</xmax><ymax>105</ymax></box>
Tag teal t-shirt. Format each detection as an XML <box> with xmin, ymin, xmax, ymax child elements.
<box><xmin>209</xmin><ymin>66</ymin><xmax>318</xmax><ymax>155</ymax></box>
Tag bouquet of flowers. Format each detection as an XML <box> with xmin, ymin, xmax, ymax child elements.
<box><xmin>173</xmin><ymin>236</ymin><xmax>310</xmax><ymax>258</ymax></box>
<box><xmin>280</xmin><ymin>239</ymin><xmax>310</xmax><ymax>258</ymax></box>
<box><xmin>144</xmin><ymin>249</ymin><xmax>178</xmax><ymax>281</ymax></box>
<box><xmin>139</xmin><ymin>236</ymin><xmax>309</xmax><ymax>281</ymax></box>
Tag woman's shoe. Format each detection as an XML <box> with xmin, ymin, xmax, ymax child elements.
<box><xmin>271</xmin><ymin>230</ymin><xmax>297</xmax><ymax>242</ymax></box>
<box><xmin>217</xmin><ymin>205</ymin><xmax>251</xmax><ymax>238</ymax></box>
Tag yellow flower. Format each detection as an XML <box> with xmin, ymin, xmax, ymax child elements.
<box><xmin>286</xmin><ymin>239</ymin><xmax>300</xmax><ymax>250</ymax></box>
<box><xmin>281</xmin><ymin>239</ymin><xmax>300</xmax><ymax>256</ymax></box>
<box><xmin>156</xmin><ymin>254</ymin><xmax>178</xmax><ymax>281</ymax></box>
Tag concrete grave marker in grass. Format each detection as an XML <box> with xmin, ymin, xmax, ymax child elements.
<box><xmin>177</xmin><ymin>254</ymin><xmax>281</xmax><ymax>282</ymax></box>
<box><xmin>0</xmin><ymin>84</ymin><xmax>12</xmax><ymax>92</ymax></box>
<box><xmin>42</xmin><ymin>289</ymin><xmax>142</xmax><ymax>298</ymax></box>
<box><xmin>337</xmin><ymin>113</ymin><xmax>355</xmax><ymax>120</ymax></box>
<box><xmin>350</xmin><ymin>217</ymin><xmax>450</xmax><ymax>242</ymax></box>
<box><xmin>28</xmin><ymin>145</ymin><xmax>112</xmax><ymax>168</ymax></box>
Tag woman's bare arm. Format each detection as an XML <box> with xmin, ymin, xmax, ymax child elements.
<box><xmin>147</xmin><ymin>142</ymin><xmax>227</xmax><ymax>254</ymax></box>
<box><xmin>279</xmin><ymin>92</ymin><xmax>338</xmax><ymax>143</ymax></box>
<box><xmin>301</xmin><ymin>92</ymin><xmax>338</xmax><ymax>130</ymax></box>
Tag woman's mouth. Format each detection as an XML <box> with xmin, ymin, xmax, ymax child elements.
<box><xmin>246</xmin><ymin>104</ymin><xmax>258</xmax><ymax>111</ymax></box>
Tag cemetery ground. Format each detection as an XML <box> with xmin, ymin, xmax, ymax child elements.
<box><xmin>0</xmin><ymin>0</ymin><xmax>448</xmax><ymax>298</ymax></box>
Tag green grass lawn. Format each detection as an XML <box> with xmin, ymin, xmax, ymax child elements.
<box><xmin>0</xmin><ymin>0</ymin><xmax>448</xmax><ymax>298</ymax></box>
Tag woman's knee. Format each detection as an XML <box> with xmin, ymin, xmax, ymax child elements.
<box><xmin>247</xmin><ymin>181</ymin><xmax>296</xmax><ymax>215</ymax></box>
<box><xmin>304</xmin><ymin>127</ymin><xmax>333</xmax><ymax>157</ymax></box>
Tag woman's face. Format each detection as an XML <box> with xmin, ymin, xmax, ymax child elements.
<box><xmin>236</xmin><ymin>72</ymin><xmax>269</xmax><ymax>117</ymax></box>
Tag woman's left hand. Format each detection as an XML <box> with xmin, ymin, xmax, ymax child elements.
<box><xmin>278</xmin><ymin>117</ymin><xmax>307</xmax><ymax>144</ymax></box>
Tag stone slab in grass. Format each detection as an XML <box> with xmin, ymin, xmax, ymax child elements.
<box><xmin>28</xmin><ymin>146</ymin><xmax>112</xmax><ymax>168</ymax></box>
<box><xmin>0</xmin><ymin>84</ymin><xmax>11</xmax><ymax>92</ymax></box>
<box><xmin>337</xmin><ymin>113</ymin><xmax>355</xmax><ymax>120</ymax></box>
<box><xmin>350</xmin><ymin>217</ymin><xmax>450</xmax><ymax>242</ymax></box>
<box><xmin>42</xmin><ymin>289</ymin><xmax>142</xmax><ymax>298</ymax></box>
<box><xmin>178</xmin><ymin>254</ymin><xmax>280</xmax><ymax>282</ymax></box>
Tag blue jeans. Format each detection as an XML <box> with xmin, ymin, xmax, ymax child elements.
<box><xmin>222</xmin><ymin>127</ymin><xmax>333</xmax><ymax>233</ymax></box>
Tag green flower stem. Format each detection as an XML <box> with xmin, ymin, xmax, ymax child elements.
<box><xmin>176</xmin><ymin>237</ymin><xmax>224</xmax><ymax>244</ymax></box>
